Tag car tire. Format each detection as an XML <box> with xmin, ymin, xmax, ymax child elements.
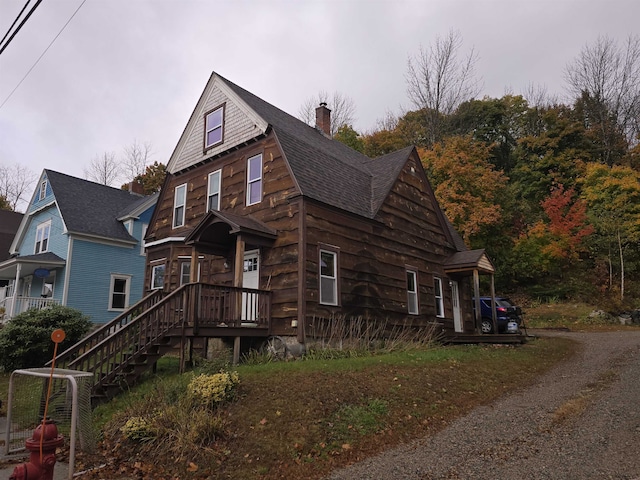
<box><xmin>481</xmin><ymin>318</ymin><xmax>493</xmax><ymax>334</ymax></box>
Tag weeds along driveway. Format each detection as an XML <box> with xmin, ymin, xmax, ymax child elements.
<box><xmin>326</xmin><ymin>330</ymin><xmax>640</xmax><ymax>480</ymax></box>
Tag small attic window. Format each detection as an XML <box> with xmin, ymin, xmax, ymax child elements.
<box><xmin>39</xmin><ymin>179</ymin><xmax>47</xmax><ymax>200</ymax></box>
<box><xmin>204</xmin><ymin>105</ymin><xmax>224</xmax><ymax>149</ymax></box>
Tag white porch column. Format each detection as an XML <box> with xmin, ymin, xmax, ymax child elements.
<box><xmin>10</xmin><ymin>263</ymin><xmax>21</xmax><ymax>318</ymax></box>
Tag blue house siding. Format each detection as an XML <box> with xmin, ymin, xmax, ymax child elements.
<box><xmin>66</xmin><ymin>235</ymin><xmax>147</xmax><ymax>324</ymax></box>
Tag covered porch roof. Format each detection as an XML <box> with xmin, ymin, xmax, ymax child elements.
<box><xmin>0</xmin><ymin>252</ymin><xmax>66</xmax><ymax>280</ymax></box>
<box><xmin>184</xmin><ymin>210</ymin><xmax>277</xmax><ymax>255</ymax></box>
<box><xmin>444</xmin><ymin>249</ymin><xmax>495</xmax><ymax>276</ymax></box>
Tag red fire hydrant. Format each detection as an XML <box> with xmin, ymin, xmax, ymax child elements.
<box><xmin>9</xmin><ymin>419</ymin><xmax>64</xmax><ymax>480</ymax></box>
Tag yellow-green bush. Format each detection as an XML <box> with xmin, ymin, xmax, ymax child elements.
<box><xmin>187</xmin><ymin>371</ymin><xmax>239</xmax><ymax>407</ymax></box>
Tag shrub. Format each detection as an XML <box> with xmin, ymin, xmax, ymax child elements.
<box><xmin>0</xmin><ymin>305</ymin><xmax>92</xmax><ymax>371</ymax></box>
<box><xmin>187</xmin><ymin>371</ymin><xmax>239</xmax><ymax>407</ymax></box>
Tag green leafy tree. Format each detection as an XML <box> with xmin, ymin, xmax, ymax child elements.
<box><xmin>334</xmin><ymin>125</ymin><xmax>365</xmax><ymax>153</ymax></box>
<box><xmin>581</xmin><ymin>163</ymin><xmax>640</xmax><ymax>301</ymax></box>
<box><xmin>0</xmin><ymin>305</ymin><xmax>92</xmax><ymax>371</ymax></box>
<box><xmin>132</xmin><ymin>161</ymin><xmax>167</xmax><ymax>195</ymax></box>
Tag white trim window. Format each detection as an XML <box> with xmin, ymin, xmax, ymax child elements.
<box><xmin>319</xmin><ymin>249</ymin><xmax>338</xmax><ymax>305</ymax></box>
<box><xmin>207</xmin><ymin>170</ymin><xmax>221</xmax><ymax>212</ymax></box>
<box><xmin>434</xmin><ymin>277</ymin><xmax>444</xmax><ymax>318</ymax></box>
<box><xmin>35</xmin><ymin>220</ymin><xmax>51</xmax><ymax>254</ymax></box>
<box><xmin>173</xmin><ymin>183</ymin><xmax>187</xmax><ymax>228</ymax></box>
<box><xmin>246</xmin><ymin>154</ymin><xmax>263</xmax><ymax>206</ymax></box>
<box><xmin>407</xmin><ymin>270</ymin><xmax>419</xmax><ymax>315</ymax></box>
<box><xmin>39</xmin><ymin>179</ymin><xmax>48</xmax><ymax>200</ymax></box>
<box><xmin>151</xmin><ymin>264</ymin><xmax>165</xmax><ymax>290</ymax></box>
<box><xmin>109</xmin><ymin>274</ymin><xmax>131</xmax><ymax>310</ymax></box>
<box><xmin>140</xmin><ymin>223</ymin><xmax>148</xmax><ymax>255</ymax></box>
<box><xmin>124</xmin><ymin>219</ymin><xmax>133</xmax><ymax>234</ymax></box>
<box><xmin>205</xmin><ymin>105</ymin><xmax>224</xmax><ymax>149</ymax></box>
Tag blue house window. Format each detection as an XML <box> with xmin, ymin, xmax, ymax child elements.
<box><xmin>35</xmin><ymin>220</ymin><xmax>51</xmax><ymax>254</ymax></box>
<box><xmin>110</xmin><ymin>274</ymin><xmax>131</xmax><ymax>310</ymax></box>
<box><xmin>39</xmin><ymin>180</ymin><xmax>47</xmax><ymax>200</ymax></box>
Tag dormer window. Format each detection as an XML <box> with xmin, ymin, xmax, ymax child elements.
<box><xmin>204</xmin><ymin>105</ymin><xmax>224</xmax><ymax>149</ymax></box>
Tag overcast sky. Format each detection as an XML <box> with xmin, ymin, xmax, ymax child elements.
<box><xmin>1</xmin><ymin>0</ymin><xmax>638</xmax><ymax>208</ymax></box>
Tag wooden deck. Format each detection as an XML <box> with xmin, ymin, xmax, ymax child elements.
<box><xmin>444</xmin><ymin>333</ymin><xmax>529</xmax><ymax>344</ymax></box>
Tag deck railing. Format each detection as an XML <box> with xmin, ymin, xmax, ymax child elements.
<box><xmin>51</xmin><ymin>283</ymin><xmax>271</xmax><ymax>396</ymax></box>
<box><xmin>0</xmin><ymin>296</ymin><xmax>61</xmax><ymax>322</ymax></box>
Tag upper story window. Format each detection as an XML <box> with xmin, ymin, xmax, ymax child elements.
<box><xmin>207</xmin><ymin>170</ymin><xmax>221</xmax><ymax>212</ymax></box>
<box><xmin>39</xmin><ymin>180</ymin><xmax>47</xmax><ymax>201</ymax></box>
<box><xmin>204</xmin><ymin>105</ymin><xmax>224</xmax><ymax>149</ymax></box>
<box><xmin>407</xmin><ymin>269</ymin><xmax>419</xmax><ymax>315</ymax></box>
<box><xmin>319</xmin><ymin>248</ymin><xmax>339</xmax><ymax>305</ymax></box>
<box><xmin>246</xmin><ymin>154</ymin><xmax>263</xmax><ymax>206</ymax></box>
<box><xmin>173</xmin><ymin>183</ymin><xmax>187</xmax><ymax>228</ymax></box>
<box><xmin>434</xmin><ymin>277</ymin><xmax>444</xmax><ymax>318</ymax></box>
<box><xmin>35</xmin><ymin>220</ymin><xmax>51</xmax><ymax>254</ymax></box>
<box><xmin>140</xmin><ymin>223</ymin><xmax>148</xmax><ymax>255</ymax></box>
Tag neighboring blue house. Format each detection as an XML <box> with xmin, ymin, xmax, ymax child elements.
<box><xmin>0</xmin><ymin>170</ymin><xmax>158</xmax><ymax>324</ymax></box>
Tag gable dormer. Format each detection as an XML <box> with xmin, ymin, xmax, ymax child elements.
<box><xmin>29</xmin><ymin>171</ymin><xmax>54</xmax><ymax>213</ymax></box>
<box><xmin>167</xmin><ymin>73</ymin><xmax>269</xmax><ymax>174</ymax></box>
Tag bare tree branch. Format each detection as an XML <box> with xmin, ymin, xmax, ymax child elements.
<box><xmin>298</xmin><ymin>91</ymin><xmax>356</xmax><ymax>137</ymax></box>
<box><xmin>122</xmin><ymin>140</ymin><xmax>153</xmax><ymax>183</ymax></box>
<box><xmin>0</xmin><ymin>162</ymin><xmax>37</xmax><ymax>211</ymax></box>
<box><xmin>565</xmin><ymin>34</ymin><xmax>640</xmax><ymax>147</ymax></box>
<box><xmin>84</xmin><ymin>152</ymin><xmax>120</xmax><ymax>186</ymax></box>
<box><xmin>406</xmin><ymin>30</ymin><xmax>481</xmax><ymax>146</ymax></box>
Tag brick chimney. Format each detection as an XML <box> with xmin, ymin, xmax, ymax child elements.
<box><xmin>315</xmin><ymin>102</ymin><xmax>331</xmax><ymax>136</ymax></box>
<box><xmin>128</xmin><ymin>181</ymin><xmax>145</xmax><ymax>195</ymax></box>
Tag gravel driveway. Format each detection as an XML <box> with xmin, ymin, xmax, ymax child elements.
<box><xmin>326</xmin><ymin>330</ymin><xmax>640</xmax><ymax>480</ymax></box>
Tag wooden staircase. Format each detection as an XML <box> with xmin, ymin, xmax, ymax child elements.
<box><xmin>50</xmin><ymin>283</ymin><xmax>271</xmax><ymax>404</ymax></box>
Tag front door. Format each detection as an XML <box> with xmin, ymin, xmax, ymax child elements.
<box><xmin>242</xmin><ymin>250</ymin><xmax>259</xmax><ymax>321</ymax></box>
<box><xmin>451</xmin><ymin>280</ymin><xmax>463</xmax><ymax>332</ymax></box>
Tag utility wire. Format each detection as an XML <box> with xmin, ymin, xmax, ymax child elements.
<box><xmin>0</xmin><ymin>0</ymin><xmax>88</xmax><ymax>110</ymax></box>
<box><xmin>0</xmin><ymin>0</ymin><xmax>32</xmax><ymax>48</ymax></box>
<box><xmin>0</xmin><ymin>0</ymin><xmax>44</xmax><ymax>56</ymax></box>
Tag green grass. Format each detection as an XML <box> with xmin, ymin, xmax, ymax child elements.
<box><xmin>523</xmin><ymin>301</ymin><xmax>640</xmax><ymax>330</ymax></box>
<box><xmin>72</xmin><ymin>336</ymin><xmax>576</xmax><ymax>480</ymax></box>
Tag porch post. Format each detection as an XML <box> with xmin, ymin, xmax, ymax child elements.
<box><xmin>10</xmin><ymin>263</ymin><xmax>21</xmax><ymax>318</ymax></box>
<box><xmin>473</xmin><ymin>269</ymin><xmax>481</xmax><ymax>334</ymax></box>
<box><xmin>489</xmin><ymin>274</ymin><xmax>497</xmax><ymax>334</ymax></box>
<box><xmin>233</xmin><ymin>235</ymin><xmax>245</xmax><ymax>365</ymax></box>
<box><xmin>190</xmin><ymin>246</ymin><xmax>198</xmax><ymax>283</ymax></box>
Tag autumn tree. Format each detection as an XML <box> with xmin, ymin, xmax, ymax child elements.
<box><xmin>85</xmin><ymin>152</ymin><xmax>120</xmax><ymax>186</ymax></box>
<box><xmin>581</xmin><ymin>163</ymin><xmax>640</xmax><ymax>301</ymax></box>
<box><xmin>298</xmin><ymin>91</ymin><xmax>356</xmax><ymax>137</ymax></box>
<box><xmin>419</xmin><ymin>136</ymin><xmax>507</xmax><ymax>243</ymax></box>
<box><xmin>122</xmin><ymin>140</ymin><xmax>153</xmax><ymax>182</ymax></box>
<box><xmin>406</xmin><ymin>30</ymin><xmax>481</xmax><ymax>146</ymax></box>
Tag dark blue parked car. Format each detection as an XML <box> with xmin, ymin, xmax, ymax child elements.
<box><xmin>474</xmin><ymin>297</ymin><xmax>523</xmax><ymax>334</ymax></box>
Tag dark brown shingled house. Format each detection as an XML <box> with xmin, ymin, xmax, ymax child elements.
<box><xmin>141</xmin><ymin>72</ymin><xmax>498</xmax><ymax>353</ymax></box>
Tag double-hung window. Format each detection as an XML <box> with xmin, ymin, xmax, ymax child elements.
<box><xmin>319</xmin><ymin>248</ymin><xmax>338</xmax><ymax>305</ymax></box>
<box><xmin>151</xmin><ymin>264</ymin><xmax>165</xmax><ymax>290</ymax></box>
<box><xmin>110</xmin><ymin>274</ymin><xmax>131</xmax><ymax>310</ymax></box>
<box><xmin>205</xmin><ymin>105</ymin><xmax>224</xmax><ymax>149</ymax></box>
<box><xmin>407</xmin><ymin>269</ymin><xmax>419</xmax><ymax>315</ymax></box>
<box><xmin>173</xmin><ymin>183</ymin><xmax>187</xmax><ymax>228</ymax></box>
<box><xmin>39</xmin><ymin>180</ymin><xmax>47</xmax><ymax>200</ymax></box>
<box><xmin>35</xmin><ymin>220</ymin><xmax>51</xmax><ymax>254</ymax></box>
<box><xmin>246</xmin><ymin>154</ymin><xmax>262</xmax><ymax>206</ymax></box>
<box><xmin>207</xmin><ymin>170</ymin><xmax>221</xmax><ymax>211</ymax></box>
<box><xmin>434</xmin><ymin>277</ymin><xmax>444</xmax><ymax>318</ymax></box>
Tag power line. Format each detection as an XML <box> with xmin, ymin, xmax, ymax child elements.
<box><xmin>0</xmin><ymin>0</ymin><xmax>88</xmax><ymax>110</ymax></box>
<box><xmin>0</xmin><ymin>0</ymin><xmax>32</xmax><ymax>48</ymax></box>
<box><xmin>0</xmin><ymin>0</ymin><xmax>44</xmax><ymax>56</ymax></box>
